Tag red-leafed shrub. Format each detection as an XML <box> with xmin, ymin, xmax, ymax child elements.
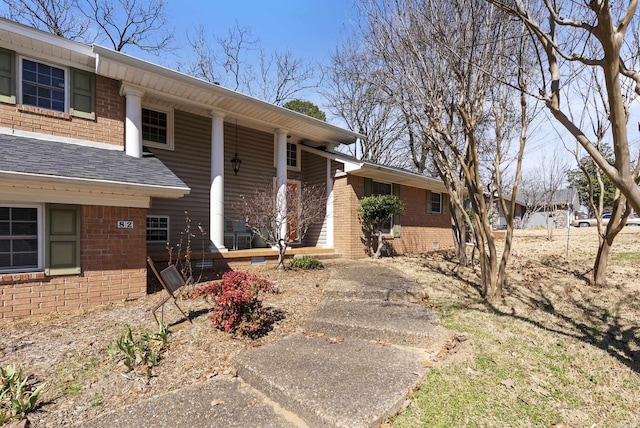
<box><xmin>191</xmin><ymin>271</ymin><xmax>275</xmax><ymax>337</ymax></box>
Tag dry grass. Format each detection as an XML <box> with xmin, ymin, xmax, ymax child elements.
<box><xmin>386</xmin><ymin>227</ymin><xmax>640</xmax><ymax>427</ymax></box>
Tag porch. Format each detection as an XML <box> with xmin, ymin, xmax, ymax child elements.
<box><xmin>148</xmin><ymin>246</ymin><xmax>338</xmax><ymax>271</ymax></box>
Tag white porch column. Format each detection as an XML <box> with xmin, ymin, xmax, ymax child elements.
<box><xmin>210</xmin><ymin>112</ymin><xmax>227</xmax><ymax>252</ymax></box>
<box><xmin>275</xmin><ymin>129</ymin><xmax>288</xmax><ymax>242</ymax></box>
<box><xmin>121</xmin><ymin>86</ymin><xmax>144</xmax><ymax>158</ymax></box>
<box><xmin>325</xmin><ymin>158</ymin><xmax>334</xmax><ymax>248</ymax></box>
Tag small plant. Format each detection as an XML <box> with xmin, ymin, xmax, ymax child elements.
<box><xmin>191</xmin><ymin>271</ymin><xmax>275</xmax><ymax>337</ymax></box>
<box><xmin>289</xmin><ymin>256</ymin><xmax>323</xmax><ymax>270</ymax></box>
<box><xmin>166</xmin><ymin>211</ymin><xmax>208</xmax><ymax>288</ymax></box>
<box><xmin>108</xmin><ymin>323</ymin><xmax>170</xmax><ymax>378</ymax></box>
<box><xmin>358</xmin><ymin>194</ymin><xmax>404</xmax><ymax>258</ymax></box>
<box><xmin>0</xmin><ymin>364</ymin><xmax>45</xmax><ymax>422</ymax></box>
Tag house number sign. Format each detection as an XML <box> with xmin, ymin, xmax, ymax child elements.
<box><xmin>117</xmin><ymin>221</ymin><xmax>134</xmax><ymax>228</ymax></box>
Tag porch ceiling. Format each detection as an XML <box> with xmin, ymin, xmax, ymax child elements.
<box><xmin>93</xmin><ymin>45</ymin><xmax>363</xmax><ymax>149</ymax></box>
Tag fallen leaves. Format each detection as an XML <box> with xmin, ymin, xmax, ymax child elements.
<box><xmin>433</xmin><ymin>332</ymin><xmax>470</xmax><ymax>361</ymax></box>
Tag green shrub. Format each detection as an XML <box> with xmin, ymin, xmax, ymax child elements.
<box><xmin>289</xmin><ymin>256</ymin><xmax>323</xmax><ymax>270</ymax></box>
<box><xmin>108</xmin><ymin>323</ymin><xmax>170</xmax><ymax>378</ymax></box>
<box><xmin>191</xmin><ymin>271</ymin><xmax>275</xmax><ymax>337</ymax></box>
<box><xmin>0</xmin><ymin>364</ymin><xmax>45</xmax><ymax>422</ymax></box>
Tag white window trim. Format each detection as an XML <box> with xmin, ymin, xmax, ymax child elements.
<box><xmin>146</xmin><ymin>215</ymin><xmax>170</xmax><ymax>244</ymax></box>
<box><xmin>431</xmin><ymin>192</ymin><xmax>443</xmax><ymax>214</ymax></box>
<box><xmin>142</xmin><ymin>104</ymin><xmax>174</xmax><ymax>151</ymax></box>
<box><xmin>273</xmin><ymin>141</ymin><xmax>301</xmax><ymax>172</ymax></box>
<box><xmin>18</xmin><ymin>56</ymin><xmax>70</xmax><ymax>114</ymax></box>
<box><xmin>0</xmin><ymin>203</ymin><xmax>44</xmax><ymax>273</ymax></box>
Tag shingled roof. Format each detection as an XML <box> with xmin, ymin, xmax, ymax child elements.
<box><xmin>0</xmin><ymin>133</ymin><xmax>189</xmax><ymax>197</ymax></box>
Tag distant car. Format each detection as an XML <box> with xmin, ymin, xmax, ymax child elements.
<box><xmin>572</xmin><ymin>213</ymin><xmax>640</xmax><ymax>227</ymax></box>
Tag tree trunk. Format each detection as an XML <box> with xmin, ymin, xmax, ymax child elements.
<box><xmin>450</xmin><ymin>204</ymin><xmax>469</xmax><ymax>266</ymax></box>
<box><xmin>592</xmin><ymin>238</ymin><xmax>612</xmax><ymax>287</ymax></box>
<box><xmin>592</xmin><ymin>199</ymin><xmax>625</xmax><ymax>286</ymax></box>
<box><xmin>373</xmin><ymin>230</ymin><xmax>384</xmax><ymax>258</ymax></box>
<box><xmin>276</xmin><ymin>240</ymin><xmax>288</xmax><ymax>271</ymax></box>
<box><xmin>476</xmin><ymin>217</ymin><xmax>502</xmax><ymax>302</ymax></box>
<box><xmin>546</xmin><ymin>210</ymin><xmax>554</xmax><ymax>241</ymax></box>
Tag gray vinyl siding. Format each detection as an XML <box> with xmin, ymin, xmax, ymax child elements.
<box><xmin>223</xmin><ymin>125</ymin><xmax>275</xmax><ymax>220</ymax></box>
<box><xmin>147</xmin><ymin>110</ymin><xmax>212</xmax><ymax>249</ymax></box>
<box><xmin>301</xmin><ymin>150</ymin><xmax>328</xmax><ymax>247</ymax></box>
<box><xmin>147</xmin><ymin>109</ymin><xmax>331</xmax><ymax>250</ymax></box>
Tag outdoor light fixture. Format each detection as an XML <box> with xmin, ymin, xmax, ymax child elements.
<box><xmin>230</xmin><ymin>120</ymin><xmax>242</xmax><ymax>175</ymax></box>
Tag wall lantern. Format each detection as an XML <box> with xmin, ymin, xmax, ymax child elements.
<box><xmin>230</xmin><ymin>120</ymin><xmax>242</xmax><ymax>175</ymax></box>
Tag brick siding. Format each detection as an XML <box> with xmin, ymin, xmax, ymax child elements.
<box><xmin>333</xmin><ymin>175</ymin><xmax>454</xmax><ymax>258</ymax></box>
<box><xmin>333</xmin><ymin>175</ymin><xmax>369</xmax><ymax>258</ymax></box>
<box><xmin>0</xmin><ymin>206</ymin><xmax>147</xmax><ymax>320</ymax></box>
<box><xmin>0</xmin><ymin>76</ymin><xmax>124</xmax><ymax>147</ymax></box>
<box><xmin>387</xmin><ymin>186</ymin><xmax>454</xmax><ymax>254</ymax></box>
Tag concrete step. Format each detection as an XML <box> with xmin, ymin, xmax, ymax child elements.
<box><xmin>324</xmin><ymin>262</ymin><xmax>427</xmax><ymax>302</ymax></box>
<box><xmin>233</xmin><ymin>333</ymin><xmax>428</xmax><ymax>428</ymax></box>
<box><xmin>81</xmin><ymin>375</ymin><xmax>302</xmax><ymax>428</ymax></box>
<box><xmin>305</xmin><ymin>299</ymin><xmax>440</xmax><ymax>347</ymax></box>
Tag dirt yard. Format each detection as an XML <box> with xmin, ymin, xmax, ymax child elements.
<box><xmin>0</xmin><ymin>264</ymin><xmax>329</xmax><ymax>427</ymax></box>
<box><xmin>1</xmin><ymin>227</ymin><xmax>639</xmax><ymax>427</ymax></box>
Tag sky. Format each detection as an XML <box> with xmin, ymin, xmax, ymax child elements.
<box><xmin>166</xmin><ymin>0</ymin><xmax>356</xmax><ymax>63</ymax></box>
<box><xmin>146</xmin><ymin>0</ymin><xmax>358</xmax><ymax>117</ymax></box>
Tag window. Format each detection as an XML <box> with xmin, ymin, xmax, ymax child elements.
<box><xmin>287</xmin><ymin>143</ymin><xmax>297</xmax><ymax>168</ymax></box>
<box><xmin>21</xmin><ymin>58</ymin><xmax>67</xmax><ymax>112</ymax></box>
<box><xmin>0</xmin><ymin>205</ymin><xmax>41</xmax><ymax>272</ymax></box>
<box><xmin>142</xmin><ymin>107</ymin><xmax>174</xmax><ymax>149</ymax></box>
<box><xmin>430</xmin><ymin>192</ymin><xmax>442</xmax><ymax>213</ymax></box>
<box><xmin>364</xmin><ymin>178</ymin><xmax>402</xmax><ymax>237</ymax></box>
<box><xmin>274</xmin><ymin>141</ymin><xmax>301</xmax><ymax>171</ymax></box>
<box><xmin>147</xmin><ymin>216</ymin><xmax>169</xmax><ymax>243</ymax></box>
<box><xmin>370</xmin><ymin>180</ymin><xmax>393</xmax><ymax>234</ymax></box>
<box><xmin>287</xmin><ymin>142</ymin><xmax>300</xmax><ymax>170</ymax></box>
<box><xmin>0</xmin><ymin>204</ymin><xmax>81</xmax><ymax>275</ymax></box>
<box><xmin>372</xmin><ymin>181</ymin><xmax>392</xmax><ymax>196</ymax></box>
<box><xmin>3</xmin><ymin>53</ymin><xmax>95</xmax><ymax>116</ymax></box>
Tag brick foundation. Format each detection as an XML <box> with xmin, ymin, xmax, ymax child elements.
<box><xmin>333</xmin><ymin>175</ymin><xmax>454</xmax><ymax>258</ymax></box>
<box><xmin>0</xmin><ymin>206</ymin><xmax>147</xmax><ymax>320</ymax></box>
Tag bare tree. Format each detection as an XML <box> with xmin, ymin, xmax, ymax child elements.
<box><xmin>239</xmin><ymin>183</ymin><xmax>327</xmax><ymax>271</ymax></box>
<box><xmin>2</xmin><ymin>0</ymin><xmax>88</xmax><ymax>39</ymax></box>
<box><xmin>78</xmin><ymin>0</ymin><xmax>172</xmax><ymax>52</ymax></box>
<box><xmin>1</xmin><ymin>0</ymin><xmax>172</xmax><ymax>53</ymax></box>
<box><xmin>185</xmin><ymin>22</ymin><xmax>321</xmax><ymax>105</ymax></box>
<box><xmin>185</xmin><ymin>24</ymin><xmax>221</xmax><ymax>84</ymax></box>
<box><xmin>488</xmin><ymin>0</ymin><xmax>640</xmax><ymax>219</ymax></box>
<box><xmin>324</xmin><ymin>39</ymin><xmax>410</xmax><ymax>167</ymax></box>
<box><xmin>519</xmin><ymin>172</ymin><xmax>547</xmax><ymax>228</ymax></box>
<box><xmin>537</xmin><ymin>151</ymin><xmax>569</xmax><ymax>240</ymax></box>
<box><xmin>256</xmin><ymin>49</ymin><xmax>322</xmax><ymax>105</ymax></box>
<box><xmin>359</xmin><ymin>0</ymin><xmax>533</xmax><ymax>300</ymax></box>
<box><xmin>565</xmin><ymin>69</ymin><xmax>635</xmax><ymax>286</ymax></box>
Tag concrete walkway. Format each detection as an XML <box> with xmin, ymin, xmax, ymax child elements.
<box><xmin>83</xmin><ymin>261</ymin><xmax>440</xmax><ymax>428</ymax></box>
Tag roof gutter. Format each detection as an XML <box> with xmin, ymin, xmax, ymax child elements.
<box><xmin>93</xmin><ymin>45</ymin><xmax>364</xmax><ymax>144</ymax></box>
<box><xmin>0</xmin><ymin>171</ymin><xmax>190</xmax><ymax>199</ymax></box>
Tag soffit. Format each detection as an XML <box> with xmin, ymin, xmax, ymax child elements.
<box><xmin>340</xmin><ymin>159</ymin><xmax>447</xmax><ymax>192</ymax></box>
<box><xmin>94</xmin><ymin>45</ymin><xmax>362</xmax><ymax>148</ymax></box>
<box><xmin>0</xmin><ymin>18</ymin><xmax>94</xmax><ymax>70</ymax></box>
